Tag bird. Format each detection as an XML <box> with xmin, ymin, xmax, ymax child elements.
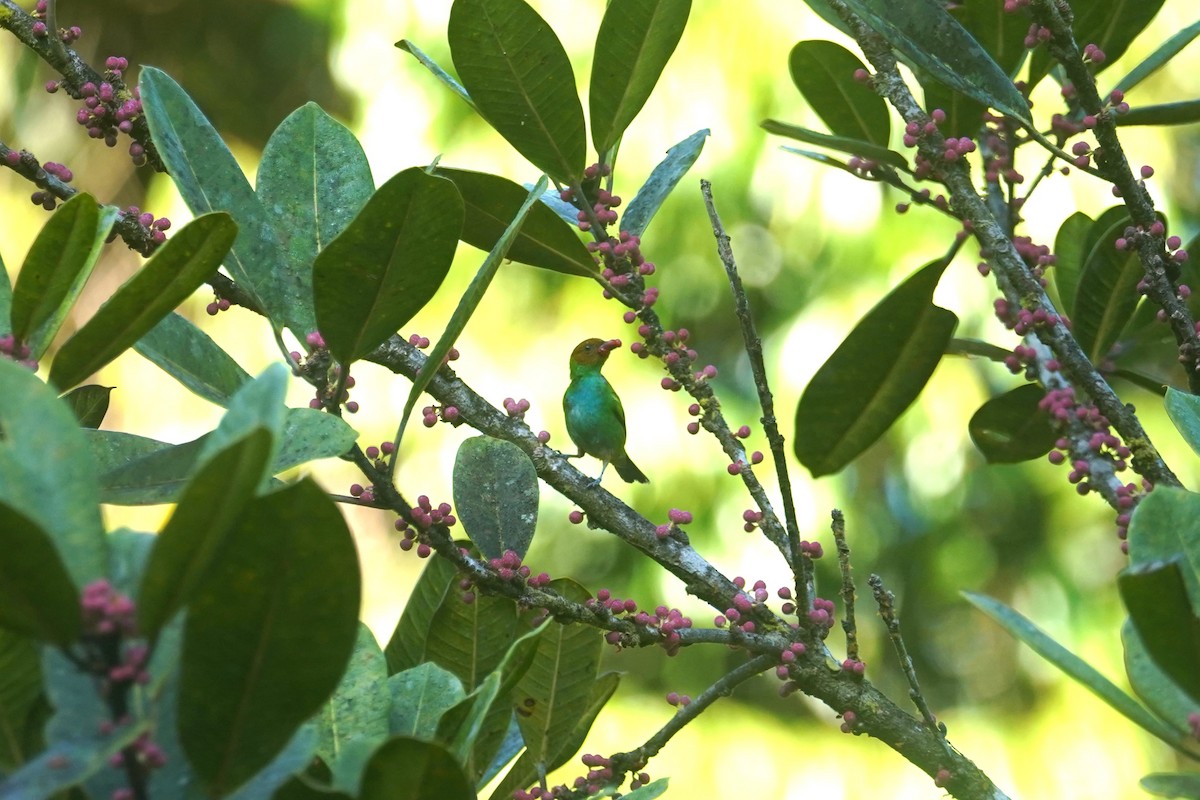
<box><xmin>563</xmin><ymin>338</ymin><xmax>649</xmax><ymax>485</ymax></box>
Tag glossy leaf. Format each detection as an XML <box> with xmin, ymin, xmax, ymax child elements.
<box><xmin>396</xmin><ymin>39</ymin><xmax>477</xmax><ymax>111</ymax></box>
<box><xmin>795</xmin><ymin>259</ymin><xmax>957</xmax><ymax>477</ymax></box>
<box><xmin>388</xmin><ymin>663</ymin><xmax>466</xmax><ymax>741</ymax></box>
<box><xmin>10</xmin><ymin>193</ymin><xmax>104</xmax><ymax>360</ymax></box>
<box><xmin>317</xmin><ymin>624</ymin><xmax>390</xmax><ymax>775</ymax></box>
<box><xmin>1072</xmin><ymin>214</ymin><xmax>1143</xmax><ymax>363</ymax></box>
<box><xmin>1119</xmin><ymin>559</ymin><xmax>1200</xmax><ymax>706</ymax></box>
<box><xmin>258</xmin><ymin>102</ymin><xmax>374</xmax><ymax>329</ymax></box>
<box><xmin>48</xmin><ymin>213</ymin><xmax>238</xmax><ymax>391</ymax></box>
<box><xmin>621</xmin><ymin>128</ymin><xmax>709</xmax><ymax>239</ymax></box>
<box><xmin>358</xmin><ymin>737</ymin><xmax>474</xmax><ymax>800</ymax></box>
<box><xmin>453</xmin><ymin>436</ymin><xmax>539</xmax><ymax>560</ymax></box>
<box><xmin>313</xmin><ymin>167</ymin><xmax>462</xmax><ymax>364</ymax></box>
<box><xmin>1117</xmin><ymin>100</ymin><xmax>1200</xmax><ymax>127</ymax></box>
<box><xmin>968</xmin><ymin>383</ymin><xmax>1055</xmax><ymax>463</ymax></box>
<box><xmin>136</xmin><ymin>429</ymin><xmax>275</xmax><ymax>639</ymax></box>
<box><xmin>179</xmin><ymin>478</ymin><xmax>361</xmax><ymax>797</ymax></box>
<box><xmin>0</xmin><ymin>502</ymin><xmax>80</xmax><ymax>645</ymax></box>
<box><xmin>448</xmin><ymin>0</ymin><xmax>585</xmax><ymax>184</ymax></box>
<box><xmin>140</xmin><ymin>67</ymin><xmax>305</xmax><ymax>335</ymax></box>
<box><xmin>385</xmin><ymin>556</ymin><xmax>458</xmax><ymax>674</ymax></box>
<box><xmin>789</xmin><ymin>40</ymin><xmax>889</xmax><ymax>145</ymax></box>
<box><xmin>134</xmin><ymin>311</ymin><xmax>252</xmax><ymax>406</ymax></box>
<box><xmin>838</xmin><ymin>0</ymin><xmax>1030</xmax><ymax>122</ymax></box>
<box><xmin>590</xmin><ymin>0</ymin><xmax>691</xmax><ymax>155</ymax></box>
<box><xmin>1113</xmin><ymin>21</ymin><xmax>1200</xmax><ymax>96</ymax></box>
<box><xmin>393</xmin><ymin>177</ymin><xmax>547</xmax><ymax>452</ymax></box>
<box><xmin>0</xmin><ymin>629</ymin><xmax>44</xmax><ymax>773</ymax></box>
<box><xmin>1123</xmin><ymin>619</ymin><xmax>1200</xmax><ymax>742</ymax></box>
<box><xmin>61</xmin><ymin>384</ymin><xmax>112</xmax><ymax>429</ymax></box>
<box><xmin>964</xmin><ymin>592</ymin><xmax>1183</xmax><ymax>747</ymax></box>
<box><xmin>434</xmin><ymin>168</ymin><xmax>592</xmax><ymax>277</ymax></box>
<box><xmin>1051</xmin><ymin>211</ymin><xmax>1092</xmax><ymax>317</ymax></box>
<box><xmin>0</xmin><ymin>359</ymin><xmax>105</xmax><ymax>591</ymax></box>
<box><xmin>761</xmin><ymin>119</ymin><xmax>905</xmax><ymax>169</ymax></box>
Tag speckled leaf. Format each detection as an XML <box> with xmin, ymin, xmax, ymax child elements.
<box><xmin>135</xmin><ymin>312</ymin><xmax>251</xmax><ymax>407</ymax></box>
<box><xmin>317</xmin><ymin>623</ymin><xmax>390</xmax><ymax>776</ymax></box>
<box><xmin>622</xmin><ymin>128</ymin><xmax>709</xmax><ymax>239</ymax></box>
<box><xmin>968</xmin><ymin>383</ymin><xmax>1056</xmax><ymax>463</ymax></box>
<box><xmin>789</xmin><ymin>40</ymin><xmax>889</xmax><ymax>145</ymax></box>
<box><xmin>388</xmin><ymin>663</ymin><xmax>465</xmax><ymax>741</ymax></box>
<box><xmin>449</xmin><ymin>0</ymin><xmax>585</xmax><ymax>184</ymax></box>
<box><xmin>590</xmin><ymin>0</ymin><xmax>691</xmax><ymax>155</ymax></box>
<box><xmin>313</xmin><ymin>167</ymin><xmax>462</xmax><ymax>364</ymax></box>
<box><xmin>452</xmin><ymin>436</ymin><xmax>539</xmax><ymax>560</ymax></box>
<box><xmin>795</xmin><ymin>259</ymin><xmax>957</xmax><ymax>477</ymax></box>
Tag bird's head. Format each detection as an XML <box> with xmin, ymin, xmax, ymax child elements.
<box><xmin>570</xmin><ymin>338</ymin><xmax>622</xmax><ymax>367</ymax></box>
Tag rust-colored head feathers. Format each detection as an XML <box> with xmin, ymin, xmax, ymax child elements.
<box><xmin>569</xmin><ymin>338</ymin><xmax>621</xmax><ymax>367</ymax></box>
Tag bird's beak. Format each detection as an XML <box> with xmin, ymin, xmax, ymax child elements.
<box><xmin>598</xmin><ymin>339</ymin><xmax>622</xmax><ymax>355</ymax></box>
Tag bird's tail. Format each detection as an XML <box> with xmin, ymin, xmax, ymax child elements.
<box><xmin>614</xmin><ymin>453</ymin><xmax>649</xmax><ymax>483</ymax></box>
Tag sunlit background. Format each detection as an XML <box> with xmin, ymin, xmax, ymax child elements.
<box><xmin>3</xmin><ymin>1</ymin><xmax>1200</xmax><ymax>796</ymax></box>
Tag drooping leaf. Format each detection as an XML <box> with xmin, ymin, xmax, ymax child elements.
<box><xmin>452</xmin><ymin>436</ymin><xmax>539</xmax><ymax>560</ymax></box>
<box><xmin>136</xmin><ymin>428</ymin><xmax>275</xmax><ymax>639</ymax></box>
<box><xmin>1112</xmin><ymin>20</ymin><xmax>1200</xmax><ymax>96</ymax></box>
<box><xmin>448</xmin><ymin>0</ymin><xmax>585</xmax><ymax>184</ymax></box>
<box><xmin>761</xmin><ymin>119</ymin><xmax>906</xmax><ymax>170</ymax></box>
<box><xmin>789</xmin><ymin>40</ymin><xmax>889</xmax><ymax>145</ymax></box>
<box><xmin>313</xmin><ymin>167</ymin><xmax>463</xmax><ymax>364</ymax></box>
<box><xmin>134</xmin><ymin>311</ymin><xmax>252</xmax><ymax>406</ymax></box>
<box><xmin>396</xmin><ymin>39</ymin><xmax>477</xmax><ymax>111</ymax></box>
<box><xmin>179</xmin><ymin>478</ymin><xmax>360</xmax><ymax>797</ymax></box>
<box><xmin>795</xmin><ymin>259</ymin><xmax>957</xmax><ymax>477</ymax></box>
<box><xmin>621</xmin><ymin>128</ymin><xmax>709</xmax><ymax>239</ymax></box>
<box><xmin>357</xmin><ymin>737</ymin><xmax>474</xmax><ymax>800</ymax></box>
<box><xmin>385</xmin><ymin>557</ymin><xmax>457</xmax><ymax>675</ymax></box>
<box><xmin>963</xmin><ymin>592</ymin><xmax>1183</xmax><ymax>748</ymax></box>
<box><xmin>10</xmin><ymin>193</ymin><xmax>104</xmax><ymax>360</ymax></box>
<box><xmin>48</xmin><ymin>213</ymin><xmax>238</xmax><ymax>391</ymax></box>
<box><xmin>316</xmin><ymin>624</ymin><xmax>390</xmax><ymax>778</ymax></box>
<box><xmin>1051</xmin><ymin>211</ymin><xmax>1093</xmax><ymax>317</ymax></box>
<box><xmin>392</xmin><ymin>177</ymin><xmax>547</xmax><ymax>453</ymax></box>
<box><xmin>258</xmin><ymin>102</ymin><xmax>374</xmax><ymax>327</ymax></box>
<box><xmin>60</xmin><ymin>384</ymin><xmax>113</xmax><ymax>429</ymax></box>
<box><xmin>1072</xmin><ymin>214</ymin><xmax>1145</xmax><ymax>363</ymax></box>
<box><xmin>0</xmin><ymin>502</ymin><xmax>80</xmax><ymax>645</ymax></box>
<box><xmin>836</xmin><ymin>0</ymin><xmax>1030</xmax><ymax>122</ymax></box>
<box><xmin>0</xmin><ymin>359</ymin><xmax>106</xmax><ymax>591</ymax></box>
<box><xmin>1116</xmin><ymin>100</ymin><xmax>1200</xmax><ymax>127</ymax></box>
<box><xmin>1118</xmin><ymin>558</ymin><xmax>1200</xmax><ymax>706</ymax></box>
<box><xmin>589</xmin><ymin>0</ymin><xmax>691</xmax><ymax>155</ymax></box>
<box><xmin>968</xmin><ymin>384</ymin><xmax>1056</xmax><ymax>464</ymax></box>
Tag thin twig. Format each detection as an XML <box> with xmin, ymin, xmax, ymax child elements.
<box><xmin>869</xmin><ymin>574</ymin><xmax>944</xmax><ymax>742</ymax></box>
<box><xmin>832</xmin><ymin>510</ymin><xmax>858</xmax><ymax>663</ymax></box>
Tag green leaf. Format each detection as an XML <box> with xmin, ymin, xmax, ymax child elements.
<box><xmin>621</xmin><ymin>128</ymin><xmax>709</xmax><ymax>239</ymax></box>
<box><xmin>140</xmin><ymin>67</ymin><xmax>306</xmax><ymax>336</ymax></box>
<box><xmin>436</xmin><ymin>672</ymin><xmax>501</xmax><ymax>765</ymax></box>
<box><xmin>396</xmin><ymin>39</ymin><xmax>477</xmax><ymax>111</ymax></box>
<box><xmin>358</xmin><ymin>737</ymin><xmax>474</xmax><ymax>800</ymax></box>
<box><xmin>789</xmin><ymin>41</ymin><xmax>889</xmax><ymax>145</ymax></box>
<box><xmin>964</xmin><ymin>592</ymin><xmax>1184</xmax><ymax>748</ymax></box>
<box><xmin>1071</xmin><ymin>214</ymin><xmax>1143</xmax><ymax>363</ymax></box>
<box><xmin>136</xmin><ymin>428</ymin><xmax>275</xmax><ymax>639</ymax></box>
<box><xmin>10</xmin><ymin>193</ymin><xmax>104</xmax><ymax>360</ymax></box>
<box><xmin>761</xmin><ymin>119</ymin><xmax>906</xmax><ymax>169</ymax></box>
<box><xmin>1052</xmin><ymin>211</ymin><xmax>1092</xmax><ymax>317</ymax></box>
<box><xmin>426</xmin><ymin>588</ymin><xmax>519</xmax><ymax>693</ymax></box>
<box><xmin>513</xmin><ymin>580</ymin><xmax>601</xmax><ymax>766</ymax></box>
<box><xmin>589</xmin><ymin>0</ymin><xmax>691</xmax><ymax>155</ymax></box>
<box><xmin>0</xmin><ymin>503</ymin><xmax>80</xmax><ymax>645</ymax></box>
<box><xmin>837</xmin><ymin>0</ymin><xmax>1030</xmax><ymax>123</ymax></box>
<box><xmin>1117</xmin><ymin>100</ymin><xmax>1200</xmax><ymax>127</ymax></box>
<box><xmin>1124</xmin><ymin>485</ymin><xmax>1200</xmax><ymax>596</ymax></box>
<box><xmin>434</xmin><ymin>168</ymin><xmax>593</xmax><ymax>277</ymax></box>
<box><xmin>134</xmin><ymin>312</ymin><xmax>252</xmax><ymax>406</ymax></box>
<box><xmin>449</xmin><ymin>0</ymin><xmax>585</xmax><ymax>184</ymax></box>
<box><xmin>258</xmin><ymin>102</ymin><xmax>374</xmax><ymax>335</ymax></box>
<box><xmin>48</xmin><ymin>213</ymin><xmax>238</xmax><ymax>391</ymax></box>
<box><xmin>1119</xmin><ymin>558</ymin><xmax>1200</xmax><ymax>706</ymax></box>
<box><xmin>968</xmin><ymin>384</ymin><xmax>1056</xmax><ymax>464</ymax></box>
<box><xmin>0</xmin><ymin>716</ymin><xmax>148</xmax><ymax>800</ymax></box>
<box><xmin>1165</xmin><ymin>389</ymin><xmax>1200</xmax><ymax>463</ymax></box>
<box><xmin>227</xmin><ymin>724</ymin><xmax>319</xmax><ymax>800</ymax></box>
<box><xmin>0</xmin><ymin>359</ymin><xmax>106</xmax><ymax>591</ymax></box>
<box><xmin>179</xmin><ymin>478</ymin><xmax>361</xmax><ymax>797</ymax></box>
<box><xmin>393</xmin><ymin>177</ymin><xmax>547</xmax><ymax>453</ymax></box>
<box><xmin>621</xmin><ymin>779</ymin><xmax>670</xmax><ymax>799</ymax></box>
<box><xmin>946</xmin><ymin>0</ymin><xmax>1029</xmax><ymax>77</ymax></box>
<box><xmin>1028</xmin><ymin>0</ymin><xmax>1168</xmax><ymax>88</ymax></box>
<box><xmin>1123</xmin><ymin>619</ymin><xmax>1200</xmax><ymax>744</ymax></box>
<box><xmin>0</xmin><ymin>251</ymin><xmax>12</xmax><ymax>338</ymax></box>
<box><xmin>388</xmin><ymin>663</ymin><xmax>466</xmax><ymax>741</ymax></box>
<box><xmin>317</xmin><ymin>624</ymin><xmax>390</xmax><ymax>778</ymax></box>
<box><xmin>920</xmin><ymin>80</ymin><xmax>986</xmax><ymax>139</ymax></box>
<box><xmin>795</xmin><ymin>259</ymin><xmax>957</xmax><ymax>477</ymax></box>
<box><xmin>1141</xmin><ymin>772</ymin><xmax>1200</xmax><ymax>799</ymax></box>
<box><xmin>452</xmin><ymin>437</ymin><xmax>539</xmax><ymax>560</ymax></box>
<box><xmin>385</xmin><ymin>557</ymin><xmax>457</xmax><ymax>675</ymax></box>
<box><xmin>1113</xmin><ymin>21</ymin><xmax>1200</xmax><ymax>96</ymax></box>
<box><xmin>196</xmin><ymin>362</ymin><xmax>288</xmax><ymax>470</ymax></box>
<box><xmin>313</xmin><ymin>167</ymin><xmax>463</xmax><ymax>364</ymax></box>
<box><xmin>0</xmin><ymin>629</ymin><xmax>44</xmax><ymax>773</ymax></box>
<box><xmin>60</xmin><ymin>384</ymin><xmax>112</xmax><ymax>428</ymax></box>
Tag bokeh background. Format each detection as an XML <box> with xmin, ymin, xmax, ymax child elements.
<box><xmin>3</xmin><ymin>1</ymin><xmax>1200</xmax><ymax>796</ymax></box>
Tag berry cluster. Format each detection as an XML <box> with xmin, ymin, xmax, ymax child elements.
<box><xmin>394</xmin><ymin>495</ymin><xmax>457</xmax><ymax>558</ymax></box>
<box><xmin>653</xmin><ymin>508</ymin><xmax>692</xmax><ymax>539</ymax></box>
<box><xmin>512</xmin><ymin>752</ymin><xmax>651</xmax><ymax>800</ymax></box>
<box><xmin>588</xmin><ymin>588</ymin><xmax>693</xmax><ymax>655</ymax></box>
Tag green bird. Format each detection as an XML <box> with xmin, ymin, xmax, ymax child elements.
<box><xmin>563</xmin><ymin>338</ymin><xmax>649</xmax><ymax>484</ymax></box>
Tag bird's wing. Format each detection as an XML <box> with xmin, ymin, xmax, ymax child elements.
<box><xmin>608</xmin><ymin>381</ymin><xmax>627</xmax><ymax>429</ymax></box>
